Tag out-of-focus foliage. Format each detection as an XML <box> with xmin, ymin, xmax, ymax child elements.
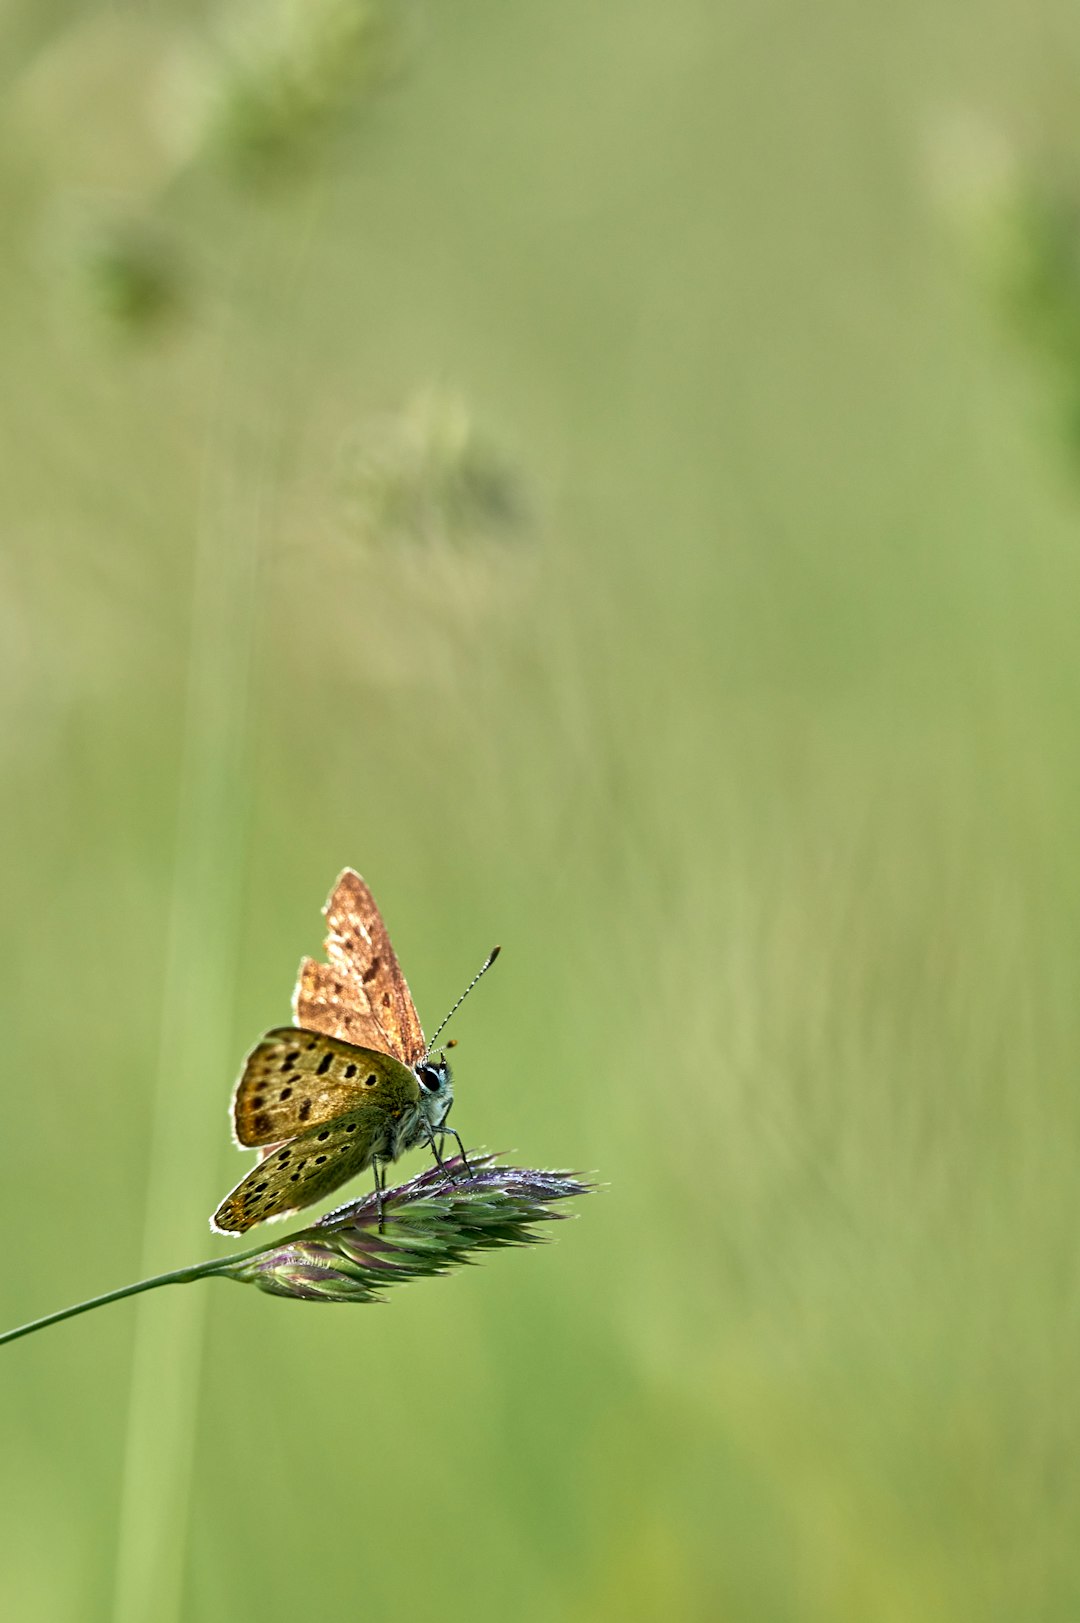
<box><xmin>1</xmin><ymin>4</ymin><xmax>1078</xmax><ymax>1623</ymax></box>
<box><xmin>10</xmin><ymin>0</ymin><xmax>408</xmax><ymax>336</ymax></box>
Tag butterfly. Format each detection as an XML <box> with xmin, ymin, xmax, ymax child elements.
<box><xmin>212</xmin><ymin>868</ymin><xmax>498</xmax><ymax>1234</ymax></box>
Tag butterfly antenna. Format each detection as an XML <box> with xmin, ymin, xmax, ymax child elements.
<box><xmin>427</xmin><ymin>945</ymin><xmax>501</xmax><ymax>1051</ymax></box>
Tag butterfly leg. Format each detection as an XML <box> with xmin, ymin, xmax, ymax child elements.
<box><xmin>372</xmin><ymin>1157</ymin><xmax>386</xmax><ymax>1231</ymax></box>
<box><xmin>439</xmin><ymin>1124</ymin><xmax>473</xmax><ymax>1177</ymax></box>
<box><xmin>420</xmin><ymin>1119</ymin><xmax>453</xmax><ymax>1184</ymax></box>
<box><xmin>436</xmin><ymin>1099</ymin><xmax>473</xmax><ymax>1176</ymax></box>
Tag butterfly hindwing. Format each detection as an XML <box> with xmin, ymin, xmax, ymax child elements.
<box><xmin>213</xmin><ymin>1110</ymin><xmax>380</xmax><ymax>1234</ymax></box>
<box><xmin>232</xmin><ymin>1028</ymin><xmax>419</xmax><ymax>1148</ymax></box>
<box><xmin>292</xmin><ymin>869</ymin><xmax>427</xmax><ymax>1065</ymax></box>
<box><xmin>213</xmin><ymin>1067</ymin><xmax>423</xmax><ymax>1234</ymax></box>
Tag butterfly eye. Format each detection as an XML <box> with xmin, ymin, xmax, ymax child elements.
<box><xmin>418</xmin><ymin>1064</ymin><xmax>443</xmax><ymax>1092</ymax></box>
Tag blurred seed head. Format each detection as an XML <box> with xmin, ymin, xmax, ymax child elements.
<box><xmin>996</xmin><ymin>182</ymin><xmax>1080</xmax><ymax>364</ymax></box>
<box><xmin>219</xmin><ymin>1156</ymin><xmax>591</xmax><ymax>1303</ymax></box>
<box><xmin>190</xmin><ymin>0</ymin><xmax>408</xmax><ymax>184</ymax></box>
<box><xmin>71</xmin><ymin>214</ymin><xmax>187</xmax><ymax>335</ymax></box>
<box><xmin>933</xmin><ymin>117</ymin><xmax>1080</xmax><ymax>473</ymax></box>
<box><xmin>991</xmin><ymin>172</ymin><xmax>1080</xmax><ymax>470</ymax></box>
<box><xmin>341</xmin><ymin>387</ymin><xmax>530</xmax><ymax>553</ymax></box>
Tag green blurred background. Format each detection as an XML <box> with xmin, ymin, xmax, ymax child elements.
<box><xmin>3</xmin><ymin>1</ymin><xmax>1080</xmax><ymax>1619</ymax></box>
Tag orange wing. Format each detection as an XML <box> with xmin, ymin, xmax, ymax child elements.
<box><xmin>292</xmin><ymin>868</ymin><xmax>427</xmax><ymax>1065</ymax></box>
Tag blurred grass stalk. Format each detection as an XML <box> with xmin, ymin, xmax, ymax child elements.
<box><xmin>103</xmin><ymin>190</ymin><xmax>318</xmax><ymax>1611</ymax></box>
<box><xmin>109</xmin><ymin>346</ymin><xmax>262</xmax><ymax>1623</ymax></box>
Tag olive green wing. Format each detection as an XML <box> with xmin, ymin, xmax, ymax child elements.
<box><xmin>230</xmin><ymin>1027</ymin><xmax>418</xmax><ymax>1148</ymax></box>
<box><xmin>212</xmin><ymin>1068</ymin><xmax>420</xmax><ymax>1234</ymax></box>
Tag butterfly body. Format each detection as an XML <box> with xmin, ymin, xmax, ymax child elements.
<box><xmin>212</xmin><ymin>869</ymin><xmax>460</xmax><ymax>1236</ymax></box>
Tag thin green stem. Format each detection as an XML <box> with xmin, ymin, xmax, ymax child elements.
<box><xmin>0</xmin><ymin>1247</ymin><xmax>266</xmax><ymax>1349</ymax></box>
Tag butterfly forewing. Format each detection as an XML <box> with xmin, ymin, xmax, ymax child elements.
<box><xmin>293</xmin><ymin>958</ymin><xmax>397</xmax><ymax>1053</ymax></box>
<box><xmin>214</xmin><ymin>1066</ymin><xmax>423</xmax><ymax>1234</ymax></box>
<box><xmin>231</xmin><ymin>1028</ymin><xmax>416</xmax><ymax>1148</ymax></box>
<box><xmin>292</xmin><ymin>869</ymin><xmax>426</xmax><ymax>1064</ymax></box>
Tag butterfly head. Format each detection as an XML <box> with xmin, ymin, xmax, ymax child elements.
<box><xmin>416</xmin><ymin>1055</ymin><xmax>453</xmax><ymax>1130</ymax></box>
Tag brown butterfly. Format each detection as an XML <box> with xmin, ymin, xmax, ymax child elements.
<box><xmin>212</xmin><ymin>869</ymin><xmax>498</xmax><ymax>1234</ymax></box>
